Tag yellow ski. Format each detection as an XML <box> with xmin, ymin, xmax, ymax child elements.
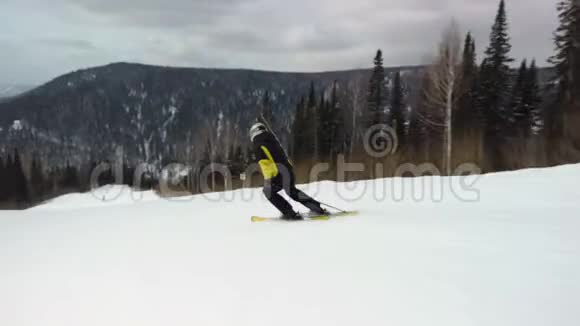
<box><xmin>251</xmin><ymin>211</ymin><xmax>358</xmax><ymax>223</ymax></box>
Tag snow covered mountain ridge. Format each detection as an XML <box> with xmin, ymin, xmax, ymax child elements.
<box><xmin>0</xmin><ymin>84</ymin><xmax>34</xmax><ymax>100</ymax></box>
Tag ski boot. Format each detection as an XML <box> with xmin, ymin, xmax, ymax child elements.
<box><xmin>281</xmin><ymin>211</ymin><xmax>303</xmax><ymax>221</ymax></box>
<box><xmin>308</xmin><ymin>208</ymin><xmax>330</xmax><ymax>218</ymax></box>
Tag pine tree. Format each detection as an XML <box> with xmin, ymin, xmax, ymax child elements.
<box><xmin>458</xmin><ymin>32</ymin><xmax>480</xmax><ymax>128</ymax></box>
<box><xmin>291</xmin><ymin>82</ymin><xmax>320</xmax><ymax>162</ymax></box>
<box><xmin>452</xmin><ymin>32</ymin><xmax>485</xmax><ymax>167</ymax></box>
<box><xmin>390</xmin><ymin>71</ymin><xmax>406</xmax><ymax>144</ymax></box>
<box><xmin>510</xmin><ymin>60</ymin><xmax>529</xmax><ymax>135</ymax></box>
<box><xmin>307</xmin><ymin>81</ymin><xmax>317</xmax><ymax>109</ymax></box>
<box><xmin>317</xmin><ymin>82</ymin><xmax>346</xmax><ymax>162</ymax></box>
<box><xmin>461</xmin><ymin>33</ymin><xmax>478</xmax><ymax>109</ymax></box>
<box><xmin>122</xmin><ymin>161</ymin><xmax>136</xmax><ymax>186</ymax></box>
<box><xmin>11</xmin><ymin>149</ymin><xmax>29</xmax><ymax>203</ymax></box>
<box><xmin>367</xmin><ymin>49</ymin><xmax>388</xmax><ymax>128</ymax></box>
<box><xmin>61</xmin><ymin>163</ymin><xmax>80</xmax><ymax>191</ymax></box>
<box><xmin>0</xmin><ymin>156</ymin><xmax>6</xmax><ymax>202</ymax></box>
<box><xmin>329</xmin><ymin>82</ymin><xmax>346</xmax><ymax>160</ymax></box>
<box><xmin>291</xmin><ymin>99</ymin><xmax>302</xmax><ymax>161</ymax></box>
<box><xmin>524</xmin><ymin>60</ymin><xmax>543</xmax><ymax>133</ymax></box>
<box><xmin>462</xmin><ymin>33</ymin><xmax>477</xmax><ymax>78</ymax></box>
<box><xmin>476</xmin><ymin>58</ymin><xmax>491</xmax><ymax>124</ymax></box>
<box><xmin>291</xmin><ymin>83</ymin><xmax>334</xmax><ymax>164</ymax></box>
<box><xmin>292</xmin><ymin>97</ymin><xmax>310</xmax><ymax>162</ymax></box>
<box><xmin>317</xmin><ymin>97</ymin><xmax>332</xmax><ymax>161</ymax></box>
<box><xmin>3</xmin><ymin>154</ymin><xmax>15</xmax><ymax>201</ymax></box>
<box><xmin>480</xmin><ymin>0</ymin><xmax>515</xmax><ymax>135</ymax></box>
<box><xmin>30</xmin><ymin>155</ymin><xmax>45</xmax><ymax>200</ymax></box>
<box><xmin>549</xmin><ymin>0</ymin><xmax>580</xmax><ymax>104</ymax></box>
<box><xmin>307</xmin><ymin>83</ymin><xmax>320</xmax><ymax>160</ymax></box>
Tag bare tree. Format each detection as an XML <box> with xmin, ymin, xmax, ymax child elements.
<box><xmin>422</xmin><ymin>21</ymin><xmax>464</xmax><ymax>175</ymax></box>
<box><xmin>347</xmin><ymin>74</ymin><xmax>367</xmax><ymax>158</ymax></box>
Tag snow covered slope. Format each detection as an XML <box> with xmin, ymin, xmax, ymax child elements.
<box><xmin>1</xmin><ymin>165</ymin><xmax>579</xmax><ymax>326</ymax></box>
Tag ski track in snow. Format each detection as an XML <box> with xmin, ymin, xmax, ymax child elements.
<box><xmin>1</xmin><ymin>165</ymin><xmax>580</xmax><ymax>326</ymax></box>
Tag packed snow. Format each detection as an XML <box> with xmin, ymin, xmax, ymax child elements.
<box><xmin>1</xmin><ymin>165</ymin><xmax>580</xmax><ymax>326</ymax></box>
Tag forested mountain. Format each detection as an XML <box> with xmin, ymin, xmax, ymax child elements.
<box><xmin>0</xmin><ymin>62</ymin><xmax>555</xmax><ymax>167</ymax></box>
<box><xmin>1</xmin><ymin>0</ymin><xmax>575</xmax><ymax>208</ymax></box>
<box><xmin>0</xmin><ymin>63</ymin><xmax>427</xmax><ymax>168</ymax></box>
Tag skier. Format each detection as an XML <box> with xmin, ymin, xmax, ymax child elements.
<box><xmin>250</xmin><ymin>122</ymin><xmax>328</xmax><ymax>220</ymax></box>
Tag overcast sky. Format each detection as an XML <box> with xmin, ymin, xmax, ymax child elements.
<box><xmin>0</xmin><ymin>0</ymin><xmax>558</xmax><ymax>85</ymax></box>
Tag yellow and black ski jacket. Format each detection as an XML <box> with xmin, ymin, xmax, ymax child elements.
<box><xmin>252</xmin><ymin>131</ymin><xmax>292</xmax><ymax>180</ymax></box>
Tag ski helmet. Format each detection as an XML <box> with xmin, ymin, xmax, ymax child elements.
<box><xmin>250</xmin><ymin>122</ymin><xmax>267</xmax><ymax>142</ymax></box>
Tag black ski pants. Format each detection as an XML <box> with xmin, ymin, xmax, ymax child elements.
<box><xmin>263</xmin><ymin>167</ymin><xmax>322</xmax><ymax>216</ymax></box>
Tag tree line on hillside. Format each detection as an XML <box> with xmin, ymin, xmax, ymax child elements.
<box><xmin>0</xmin><ymin>150</ymin><xmax>81</xmax><ymax>208</ymax></box>
<box><xmin>0</xmin><ymin>144</ymin><xmax>248</xmax><ymax>208</ymax></box>
<box><xmin>289</xmin><ymin>0</ymin><xmax>580</xmax><ymax>180</ymax></box>
<box><xmin>1</xmin><ymin>0</ymin><xmax>579</xmax><ymax>208</ymax></box>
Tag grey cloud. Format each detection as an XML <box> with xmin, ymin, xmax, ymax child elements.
<box><xmin>35</xmin><ymin>38</ymin><xmax>97</xmax><ymax>51</ymax></box>
<box><xmin>0</xmin><ymin>0</ymin><xmax>560</xmax><ymax>84</ymax></box>
<box><xmin>67</xmin><ymin>0</ymin><xmax>256</xmax><ymax>28</ymax></box>
<box><xmin>205</xmin><ymin>25</ymin><xmax>359</xmax><ymax>53</ymax></box>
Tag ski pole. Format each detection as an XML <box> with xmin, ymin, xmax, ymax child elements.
<box><xmin>319</xmin><ymin>201</ymin><xmax>348</xmax><ymax>213</ymax></box>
